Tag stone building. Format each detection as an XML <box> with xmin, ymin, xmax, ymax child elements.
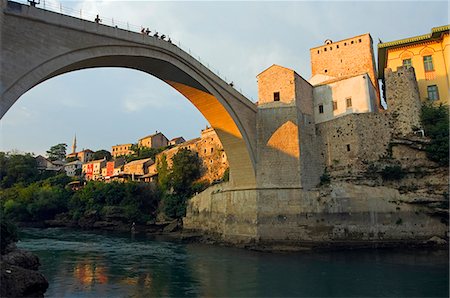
<box><xmin>111</xmin><ymin>143</ymin><xmax>133</xmax><ymax>158</ymax></box>
<box><xmin>67</xmin><ymin>149</ymin><xmax>93</xmax><ymax>163</ymax></box>
<box><xmin>168</xmin><ymin>137</ymin><xmax>185</xmax><ymax>146</ymax></box>
<box><xmin>123</xmin><ymin>158</ymin><xmax>154</xmax><ymax>176</ymax></box>
<box><xmin>378</xmin><ymin>25</ymin><xmax>449</xmax><ymax>105</ymax></box>
<box><xmin>138</xmin><ymin>132</ymin><xmax>168</xmax><ymax>149</ymax></box>
<box><xmin>64</xmin><ymin>160</ymin><xmax>83</xmax><ymax>177</ymax></box>
<box><xmin>35</xmin><ymin>155</ymin><xmax>62</xmax><ymax>172</ymax></box>
<box><xmin>310</xmin><ymin>33</ymin><xmax>381</xmax><ymax>108</ymax></box>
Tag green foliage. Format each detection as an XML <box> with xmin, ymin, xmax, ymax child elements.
<box><xmin>162</xmin><ymin>194</ymin><xmax>187</xmax><ymax>219</ymax></box>
<box><xmin>126</xmin><ymin>145</ymin><xmax>164</xmax><ymax>162</ymax></box>
<box><xmin>381</xmin><ymin>165</ymin><xmax>405</xmax><ymax>181</ymax></box>
<box><xmin>46</xmin><ymin>143</ymin><xmax>67</xmax><ymax>161</ymax></box>
<box><xmin>319</xmin><ymin>168</ymin><xmax>331</xmax><ymax>185</ymax></box>
<box><xmin>170</xmin><ymin>149</ymin><xmax>202</xmax><ymax>196</ymax></box>
<box><xmin>157</xmin><ymin>154</ymin><xmax>170</xmax><ymax>192</ymax></box>
<box><xmin>0</xmin><ymin>152</ymin><xmax>40</xmax><ymax>188</ymax></box>
<box><xmin>0</xmin><ymin>174</ymin><xmax>72</xmax><ymax>222</ymax></box>
<box><xmin>69</xmin><ymin>181</ymin><xmax>160</xmax><ymax>223</ymax></box>
<box><xmin>222</xmin><ymin>168</ymin><xmax>230</xmax><ymax>182</ymax></box>
<box><xmin>0</xmin><ymin>217</ymin><xmax>18</xmax><ymax>254</ymax></box>
<box><xmin>66</xmin><ymin>156</ymin><xmax>79</xmax><ymax>163</ymax></box>
<box><xmin>91</xmin><ymin>150</ymin><xmax>112</xmax><ymax>161</ymax></box>
<box><xmin>159</xmin><ymin>149</ymin><xmax>203</xmax><ymax>219</ymax></box>
<box><xmin>420</xmin><ymin>103</ymin><xmax>449</xmax><ymax>166</ymax></box>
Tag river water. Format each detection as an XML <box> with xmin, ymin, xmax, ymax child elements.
<box><xmin>18</xmin><ymin>228</ymin><xmax>448</xmax><ymax>297</ymax></box>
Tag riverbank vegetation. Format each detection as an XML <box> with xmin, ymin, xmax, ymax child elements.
<box><xmin>0</xmin><ymin>149</ymin><xmax>207</xmax><ymax>228</ymax></box>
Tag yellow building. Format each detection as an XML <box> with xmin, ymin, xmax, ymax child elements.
<box><xmin>111</xmin><ymin>143</ymin><xmax>133</xmax><ymax>158</ymax></box>
<box><xmin>378</xmin><ymin>25</ymin><xmax>449</xmax><ymax>105</ymax></box>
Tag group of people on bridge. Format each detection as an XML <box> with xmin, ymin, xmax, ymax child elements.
<box><xmin>140</xmin><ymin>27</ymin><xmax>172</xmax><ymax>43</ymax></box>
<box><xmin>93</xmin><ymin>14</ymin><xmax>172</xmax><ymax>43</ymax></box>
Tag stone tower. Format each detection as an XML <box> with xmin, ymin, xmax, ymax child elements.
<box><xmin>310</xmin><ymin>34</ymin><xmax>381</xmax><ymax>109</ymax></box>
<box><xmin>256</xmin><ymin>64</ymin><xmax>322</xmax><ymax>190</ymax></box>
<box><xmin>384</xmin><ymin>66</ymin><xmax>422</xmax><ymax>137</ymax></box>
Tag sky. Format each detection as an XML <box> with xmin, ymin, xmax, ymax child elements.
<box><xmin>0</xmin><ymin>0</ymin><xmax>448</xmax><ymax>156</ymax></box>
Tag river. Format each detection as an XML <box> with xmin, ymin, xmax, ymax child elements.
<box><xmin>17</xmin><ymin>228</ymin><xmax>449</xmax><ymax>297</ymax></box>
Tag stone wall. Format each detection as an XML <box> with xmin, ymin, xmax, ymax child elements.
<box><xmin>257</xmin><ymin>65</ymin><xmax>296</xmax><ymax>105</ymax></box>
<box><xmin>185</xmin><ymin>183</ymin><xmax>448</xmax><ymax>247</ymax></box>
<box><xmin>183</xmin><ymin>183</ymin><xmax>258</xmax><ymax>244</ymax></box>
<box><xmin>316</xmin><ymin>113</ymin><xmax>391</xmax><ymax>170</ymax></box>
<box><xmin>384</xmin><ymin>66</ymin><xmax>422</xmax><ymax>137</ymax></box>
<box><xmin>256</xmin><ymin>104</ymin><xmax>301</xmax><ymax>188</ymax></box>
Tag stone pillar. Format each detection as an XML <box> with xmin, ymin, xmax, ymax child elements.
<box><xmin>384</xmin><ymin>66</ymin><xmax>422</xmax><ymax>137</ymax></box>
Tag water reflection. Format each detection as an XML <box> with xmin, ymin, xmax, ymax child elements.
<box><xmin>18</xmin><ymin>228</ymin><xmax>449</xmax><ymax>298</ymax></box>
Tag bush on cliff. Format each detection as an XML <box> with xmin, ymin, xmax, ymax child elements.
<box><xmin>381</xmin><ymin>165</ymin><xmax>405</xmax><ymax>181</ymax></box>
<box><xmin>0</xmin><ymin>217</ymin><xmax>18</xmax><ymax>254</ymax></box>
<box><xmin>421</xmin><ymin>103</ymin><xmax>449</xmax><ymax>166</ymax></box>
<box><xmin>69</xmin><ymin>181</ymin><xmax>160</xmax><ymax>223</ymax></box>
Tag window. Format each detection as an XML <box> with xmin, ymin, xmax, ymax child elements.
<box><xmin>273</xmin><ymin>92</ymin><xmax>280</xmax><ymax>101</ymax></box>
<box><xmin>402</xmin><ymin>58</ymin><xmax>412</xmax><ymax>68</ymax></box>
<box><xmin>211</xmin><ymin>148</ymin><xmax>214</xmax><ymax>153</ymax></box>
<box><xmin>333</xmin><ymin>101</ymin><xmax>338</xmax><ymax>111</ymax></box>
<box><xmin>319</xmin><ymin>105</ymin><xmax>324</xmax><ymax>114</ymax></box>
<box><xmin>346</xmin><ymin>97</ymin><xmax>352</xmax><ymax>108</ymax></box>
<box><xmin>346</xmin><ymin>144</ymin><xmax>351</xmax><ymax>152</ymax></box>
<box><xmin>427</xmin><ymin>85</ymin><xmax>439</xmax><ymax>101</ymax></box>
<box><xmin>423</xmin><ymin>55</ymin><xmax>434</xmax><ymax>72</ymax></box>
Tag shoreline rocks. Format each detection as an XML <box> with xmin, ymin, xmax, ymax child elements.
<box><xmin>1</xmin><ymin>245</ymin><xmax>48</xmax><ymax>298</ymax></box>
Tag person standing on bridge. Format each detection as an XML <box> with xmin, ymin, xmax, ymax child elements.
<box><xmin>145</xmin><ymin>28</ymin><xmax>151</xmax><ymax>35</ymax></box>
<box><xmin>95</xmin><ymin>14</ymin><xmax>101</xmax><ymax>24</ymax></box>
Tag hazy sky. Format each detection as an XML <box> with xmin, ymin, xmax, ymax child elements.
<box><xmin>0</xmin><ymin>0</ymin><xmax>448</xmax><ymax>156</ymax></box>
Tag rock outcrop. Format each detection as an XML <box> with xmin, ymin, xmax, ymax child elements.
<box><xmin>0</xmin><ymin>245</ymin><xmax>48</xmax><ymax>298</ymax></box>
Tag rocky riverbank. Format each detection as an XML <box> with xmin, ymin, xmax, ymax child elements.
<box><xmin>0</xmin><ymin>244</ymin><xmax>48</xmax><ymax>298</ymax></box>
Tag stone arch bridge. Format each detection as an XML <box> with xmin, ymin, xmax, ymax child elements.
<box><xmin>0</xmin><ymin>0</ymin><xmax>257</xmax><ymax>188</ymax></box>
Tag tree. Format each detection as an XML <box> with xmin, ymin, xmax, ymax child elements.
<box><xmin>47</xmin><ymin>143</ymin><xmax>67</xmax><ymax>161</ymax></box>
<box><xmin>421</xmin><ymin>103</ymin><xmax>449</xmax><ymax>166</ymax></box>
<box><xmin>0</xmin><ymin>152</ymin><xmax>39</xmax><ymax>188</ymax></box>
<box><xmin>161</xmin><ymin>149</ymin><xmax>202</xmax><ymax>219</ymax></box>
<box><xmin>91</xmin><ymin>150</ymin><xmax>112</xmax><ymax>161</ymax></box>
<box><xmin>170</xmin><ymin>149</ymin><xmax>202</xmax><ymax>196</ymax></box>
<box><xmin>156</xmin><ymin>154</ymin><xmax>170</xmax><ymax>192</ymax></box>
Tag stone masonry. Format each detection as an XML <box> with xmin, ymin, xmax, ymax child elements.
<box><xmin>384</xmin><ymin>66</ymin><xmax>422</xmax><ymax>137</ymax></box>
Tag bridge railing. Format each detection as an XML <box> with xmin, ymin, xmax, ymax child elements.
<box><xmin>10</xmin><ymin>0</ymin><xmax>256</xmax><ymax>102</ymax></box>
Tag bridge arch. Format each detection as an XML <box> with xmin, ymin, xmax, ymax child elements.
<box><xmin>1</xmin><ymin>1</ymin><xmax>257</xmax><ymax>187</ymax></box>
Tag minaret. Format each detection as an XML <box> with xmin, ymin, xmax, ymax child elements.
<box><xmin>72</xmin><ymin>134</ymin><xmax>77</xmax><ymax>154</ymax></box>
